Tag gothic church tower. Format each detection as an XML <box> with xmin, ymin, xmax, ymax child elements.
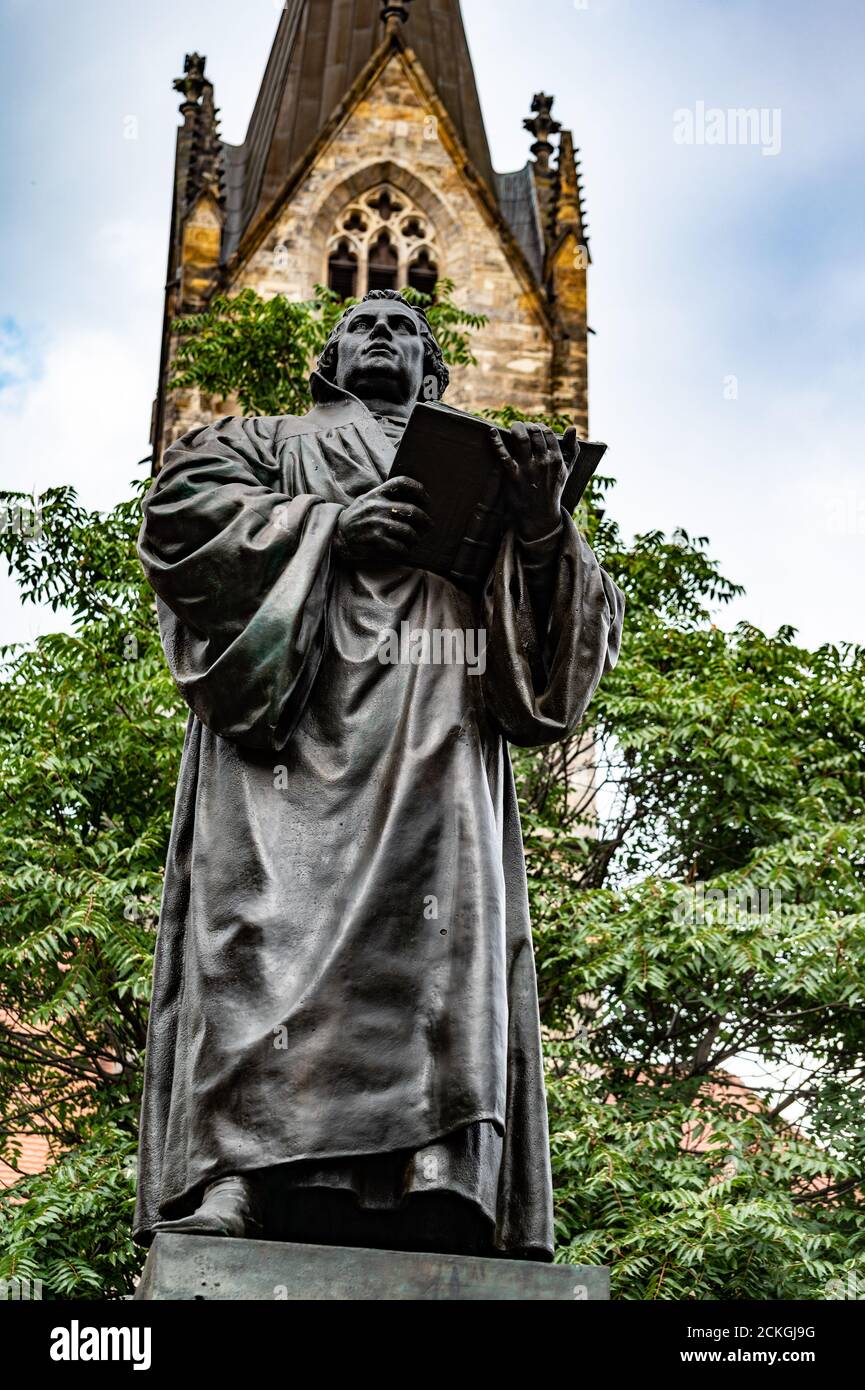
<box><xmin>152</xmin><ymin>0</ymin><xmax>592</xmax><ymax>464</ymax></box>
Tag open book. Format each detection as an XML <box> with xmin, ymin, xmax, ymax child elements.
<box><xmin>386</xmin><ymin>400</ymin><xmax>606</xmax><ymax>589</ymax></box>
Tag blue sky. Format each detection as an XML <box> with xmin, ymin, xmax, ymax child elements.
<box><xmin>1</xmin><ymin>0</ymin><xmax>863</xmax><ymax>646</ymax></box>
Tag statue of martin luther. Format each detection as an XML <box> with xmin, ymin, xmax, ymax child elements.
<box><xmin>134</xmin><ymin>289</ymin><xmax>624</xmax><ymax>1260</ymax></box>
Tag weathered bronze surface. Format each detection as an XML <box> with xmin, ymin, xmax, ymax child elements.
<box><xmin>135</xmin><ymin>291</ymin><xmax>624</xmax><ymax>1262</ymax></box>
<box><xmin>134</xmin><ymin>1233</ymin><xmax>610</xmax><ymax>1301</ymax></box>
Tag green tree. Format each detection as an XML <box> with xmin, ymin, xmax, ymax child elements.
<box><xmin>0</xmin><ymin>483</ymin><xmax>183</xmax><ymax>1297</ymax></box>
<box><xmin>169</xmin><ymin>280</ymin><xmax>485</xmax><ymax>417</ymax></box>
<box><xmin>1</xmin><ymin>286</ymin><xmax>863</xmax><ymax>1299</ymax></box>
<box><xmin>517</xmin><ymin>499</ymin><xmax>865</xmax><ymax>1296</ymax></box>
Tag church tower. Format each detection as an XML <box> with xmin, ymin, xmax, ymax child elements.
<box><xmin>151</xmin><ymin>0</ymin><xmax>592</xmax><ymax>464</ymax></box>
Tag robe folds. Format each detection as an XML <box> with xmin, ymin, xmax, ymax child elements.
<box><xmin>133</xmin><ymin>373</ymin><xmax>625</xmax><ymax>1258</ymax></box>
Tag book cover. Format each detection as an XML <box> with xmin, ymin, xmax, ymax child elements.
<box><xmin>387</xmin><ymin>401</ymin><xmax>606</xmax><ymax>588</ymax></box>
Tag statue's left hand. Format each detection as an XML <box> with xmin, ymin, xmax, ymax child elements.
<box><xmin>490</xmin><ymin>423</ymin><xmax>579</xmax><ymax>543</ymax></box>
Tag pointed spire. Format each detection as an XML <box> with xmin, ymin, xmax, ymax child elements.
<box><xmin>555</xmin><ymin>131</ymin><xmax>579</xmax><ymax>224</ymax></box>
<box><xmin>173</xmin><ymin>54</ymin><xmax>224</xmax><ymax>214</ymax></box>
<box><xmin>524</xmin><ymin>93</ymin><xmax>561</xmax><ymax>234</ymax></box>
<box><xmin>524</xmin><ymin>93</ymin><xmax>561</xmax><ymax>176</ymax></box>
<box><xmin>190</xmin><ymin>78</ymin><xmax>224</xmax><ymax>207</ymax></box>
<box><xmin>546</xmin><ymin>127</ymin><xmax>590</xmax><ymax>429</ymax></box>
<box><xmin>381</xmin><ymin>1</ymin><xmax>416</xmax><ymax>35</ymax></box>
<box><xmin>551</xmin><ymin>129</ymin><xmax>589</xmax><ymax>259</ymax></box>
<box><xmin>174</xmin><ymin>52</ymin><xmax>207</xmax><ymax>118</ymax></box>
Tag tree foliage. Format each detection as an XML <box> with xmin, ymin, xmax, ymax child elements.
<box><xmin>0</xmin><ymin>483</ymin><xmax>183</xmax><ymax>1295</ymax></box>
<box><xmin>170</xmin><ymin>280</ymin><xmax>484</xmax><ymax>417</ymax></box>
<box><xmin>521</xmin><ymin>502</ymin><xmax>865</xmax><ymax>1297</ymax></box>
<box><xmin>1</xmin><ymin>286</ymin><xmax>863</xmax><ymax>1299</ymax></box>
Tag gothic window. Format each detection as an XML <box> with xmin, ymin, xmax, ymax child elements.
<box><xmin>402</xmin><ymin>217</ymin><xmax>425</xmax><ymax>240</ymax></box>
<box><xmin>408</xmin><ymin>248</ymin><xmax>438</xmax><ymax>298</ymax></box>
<box><xmin>366</xmin><ymin>188</ymin><xmax>403</xmax><ymax>222</ymax></box>
<box><xmin>327</xmin><ymin>239</ymin><xmax>358</xmax><ymax>300</ymax></box>
<box><xmin>367</xmin><ymin>232</ymin><xmax>399</xmax><ymax>292</ymax></box>
<box><xmin>323</xmin><ymin>184</ymin><xmax>440</xmax><ymax>300</ymax></box>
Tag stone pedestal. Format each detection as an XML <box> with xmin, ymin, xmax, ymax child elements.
<box><xmin>135</xmin><ymin>1233</ymin><xmax>609</xmax><ymax>1301</ymax></box>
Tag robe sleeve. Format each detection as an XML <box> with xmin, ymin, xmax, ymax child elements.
<box><xmin>480</xmin><ymin>511</ymin><xmax>625</xmax><ymax>747</ymax></box>
<box><xmin>138</xmin><ymin>415</ymin><xmax>343</xmax><ymax>750</ymax></box>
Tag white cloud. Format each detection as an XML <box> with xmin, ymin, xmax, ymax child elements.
<box><xmin>0</xmin><ymin>325</ymin><xmax>153</xmax><ymax>510</ymax></box>
<box><xmin>89</xmin><ymin>219</ymin><xmax>166</xmax><ymax>300</ymax></box>
<box><xmin>0</xmin><ymin>324</ymin><xmax>154</xmax><ymax>646</ymax></box>
<box><xmin>0</xmin><ymin>318</ymin><xmax>42</xmax><ymax>392</ymax></box>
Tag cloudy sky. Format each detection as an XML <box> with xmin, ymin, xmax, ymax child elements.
<box><xmin>1</xmin><ymin>0</ymin><xmax>862</xmax><ymax>646</ymax></box>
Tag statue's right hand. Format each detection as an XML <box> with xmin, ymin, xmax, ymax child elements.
<box><xmin>334</xmin><ymin>476</ymin><xmax>433</xmax><ymax>565</ymax></box>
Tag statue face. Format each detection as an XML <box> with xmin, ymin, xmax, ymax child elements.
<box><xmin>333</xmin><ymin>300</ymin><xmax>426</xmax><ymax>405</ymax></box>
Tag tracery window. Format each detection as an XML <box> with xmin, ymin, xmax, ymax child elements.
<box><xmin>407</xmin><ymin>247</ymin><xmax>437</xmax><ymax>297</ymax></box>
<box><xmin>326</xmin><ymin>239</ymin><xmax>358</xmax><ymax>299</ymax></box>
<box><xmin>368</xmin><ymin>230</ymin><xmax>399</xmax><ymax>292</ymax></box>
<box><xmin>325</xmin><ymin>184</ymin><xmax>440</xmax><ymax>300</ymax></box>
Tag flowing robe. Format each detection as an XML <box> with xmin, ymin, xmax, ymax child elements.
<box><xmin>133</xmin><ymin>374</ymin><xmax>624</xmax><ymax>1258</ymax></box>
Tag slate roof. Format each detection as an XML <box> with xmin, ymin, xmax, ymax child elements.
<box><xmin>495</xmin><ymin>164</ymin><xmax>546</xmax><ymax>283</ymax></box>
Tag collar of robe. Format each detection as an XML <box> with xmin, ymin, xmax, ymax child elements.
<box><xmin>268</xmin><ymin>370</ymin><xmax>409</xmax><ymax>460</ymax></box>
<box><xmin>309</xmin><ymin>370</ymin><xmax>414</xmax><ymax>427</ymax></box>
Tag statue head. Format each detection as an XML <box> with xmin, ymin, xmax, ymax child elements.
<box><xmin>315</xmin><ymin>289</ymin><xmax>449</xmax><ymax>406</ymax></box>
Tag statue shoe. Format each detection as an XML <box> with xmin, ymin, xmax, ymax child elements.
<box><xmin>151</xmin><ymin>1174</ymin><xmax>261</xmax><ymax>1238</ymax></box>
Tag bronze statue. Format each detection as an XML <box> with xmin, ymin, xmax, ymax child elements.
<box><xmin>134</xmin><ymin>290</ymin><xmax>624</xmax><ymax>1260</ymax></box>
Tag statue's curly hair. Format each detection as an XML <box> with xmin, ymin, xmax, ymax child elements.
<box><xmin>315</xmin><ymin>289</ymin><xmax>449</xmax><ymax>400</ymax></box>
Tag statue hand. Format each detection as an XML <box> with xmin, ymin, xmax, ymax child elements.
<box><xmin>490</xmin><ymin>423</ymin><xmax>578</xmax><ymax>543</ymax></box>
<box><xmin>334</xmin><ymin>476</ymin><xmax>432</xmax><ymax>565</ymax></box>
